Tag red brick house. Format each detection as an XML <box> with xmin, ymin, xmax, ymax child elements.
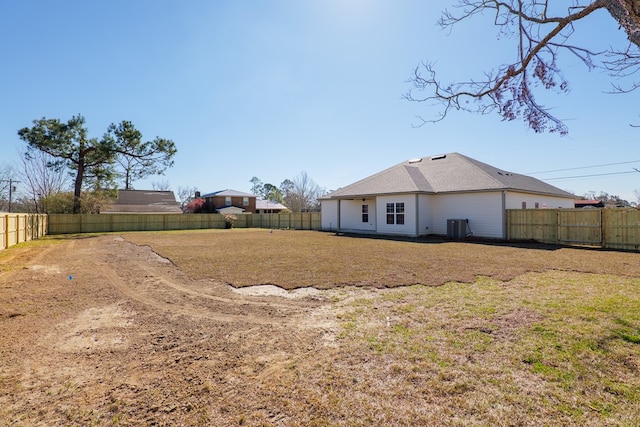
<box><xmin>201</xmin><ymin>189</ymin><xmax>257</xmax><ymax>213</ymax></box>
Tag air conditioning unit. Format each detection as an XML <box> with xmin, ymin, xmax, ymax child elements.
<box><xmin>447</xmin><ymin>219</ymin><xmax>469</xmax><ymax>239</ymax></box>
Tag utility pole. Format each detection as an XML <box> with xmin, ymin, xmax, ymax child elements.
<box><xmin>0</xmin><ymin>179</ymin><xmax>19</xmax><ymax>212</ymax></box>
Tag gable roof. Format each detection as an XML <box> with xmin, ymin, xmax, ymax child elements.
<box><xmin>217</xmin><ymin>206</ymin><xmax>246</xmax><ymax>214</ymax></box>
<box><xmin>102</xmin><ymin>190</ymin><xmax>182</xmax><ymax>214</ymax></box>
<box><xmin>325</xmin><ymin>153</ymin><xmax>574</xmax><ymax>199</ymax></box>
<box><xmin>255</xmin><ymin>200</ymin><xmax>288</xmax><ymax>210</ymax></box>
<box><xmin>201</xmin><ymin>189</ymin><xmax>255</xmax><ymax>198</ymax></box>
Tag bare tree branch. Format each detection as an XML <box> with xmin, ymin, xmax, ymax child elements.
<box><xmin>405</xmin><ymin>0</ymin><xmax>640</xmax><ymax>134</ymax></box>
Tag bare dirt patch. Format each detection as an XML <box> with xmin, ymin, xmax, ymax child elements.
<box><xmin>0</xmin><ymin>234</ymin><xmax>340</xmax><ymax>425</ymax></box>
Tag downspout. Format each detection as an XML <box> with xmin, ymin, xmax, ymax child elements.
<box><xmin>415</xmin><ymin>194</ymin><xmax>419</xmax><ymax>237</ymax></box>
<box><xmin>337</xmin><ymin>199</ymin><xmax>341</xmax><ymax>232</ymax></box>
<box><xmin>374</xmin><ymin>197</ymin><xmax>377</xmax><ymax>234</ymax></box>
<box><xmin>501</xmin><ymin>191</ymin><xmax>507</xmax><ymax>240</ymax></box>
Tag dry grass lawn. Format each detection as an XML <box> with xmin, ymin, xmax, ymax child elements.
<box><xmin>126</xmin><ymin>228</ymin><xmax>640</xmax><ymax>289</ymax></box>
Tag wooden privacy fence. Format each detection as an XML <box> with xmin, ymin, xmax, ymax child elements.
<box><xmin>48</xmin><ymin>212</ymin><xmax>321</xmax><ymax>234</ymax></box>
<box><xmin>0</xmin><ymin>213</ymin><xmax>48</xmax><ymax>250</ymax></box>
<box><xmin>508</xmin><ymin>208</ymin><xmax>640</xmax><ymax>250</ymax></box>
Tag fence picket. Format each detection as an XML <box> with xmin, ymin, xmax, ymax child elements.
<box><xmin>0</xmin><ymin>213</ymin><xmax>48</xmax><ymax>250</ymax></box>
<box><xmin>508</xmin><ymin>208</ymin><xmax>640</xmax><ymax>250</ymax></box>
<box><xmin>47</xmin><ymin>213</ymin><xmax>321</xmax><ymax>235</ymax></box>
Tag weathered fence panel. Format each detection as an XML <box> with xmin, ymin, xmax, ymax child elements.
<box><xmin>507</xmin><ymin>208</ymin><xmax>640</xmax><ymax>250</ymax></box>
<box><xmin>1</xmin><ymin>213</ymin><xmax>48</xmax><ymax>250</ymax></box>
<box><xmin>508</xmin><ymin>209</ymin><xmax>558</xmax><ymax>243</ymax></box>
<box><xmin>48</xmin><ymin>213</ymin><xmax>321</xmax><ymax>234</ymax></box>
<box><xmin>557</xmin><ymin>209</ymin><xmax>602</xmax><ymax>246</ymax></box>
<box><xmin>603</xmin><ymin>209</ymin><xmax>640</xmax><ymax>251</ymax></box>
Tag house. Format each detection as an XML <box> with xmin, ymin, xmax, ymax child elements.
<box><xmin>200</xmin><ymin>189</ymin><xmax>257</xmax><ymax>213</ymax></box>
<box><xmin>320</xmin><ymin>153</ymin><xmax>576</xmax><ymax>239</ymax></box>
<box><xmin>102</xmin><ymin>189</ymin><xmax>182</xmax><ymax>214</ymax></box>
<box><xmin>255</xmin><ymin>199</ymin><xmax>289</xmax><ymax>214</ymax></box>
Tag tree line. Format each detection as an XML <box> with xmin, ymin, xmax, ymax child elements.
<box><xmin>1</xmin><ymin>114</ymin><xmax>328</xmax><ymax>215</ymax></box>
<box><xmin>249</xmin><ymin>172</ymin><xmax>326</xmax><ymax>213</ymax></box>
<box><xmin>1</xmin><ymin>114</ymin><xmax>176</xmax><ymax>214</ymax></box>
<box><xmin>181</xmin><ymin>173</ymin><xmax>326</xmax><ymax>214</ymax></box>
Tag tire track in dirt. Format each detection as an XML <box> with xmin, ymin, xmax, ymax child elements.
<box><xmin>1</xmin><ymin>234</ymin><xmax>342</xmax><ymax>425</ymax></box>
<box><xmin>88</xmin><ymin>235</ymin><xmax>334</xmax><ymax>328</ymax></box>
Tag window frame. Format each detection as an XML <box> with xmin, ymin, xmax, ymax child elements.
<box><xmin>386</xmin><ymin>202</ymin><xmax>405</xmax><ymax>225</ymax></box>
<box><xmin>362</xmin><ymin>204</ymin><xmax>369</xmax><ymax>223</ymax></box>
<box><xmin>395</xmin><ymin>202</ymin><xmax>405</xmax><ymax>225</ymax></box>
<box><xmin>386</xmin><ymin>203</ymin><xmax>395</xmax><ymax>224</ymax></box>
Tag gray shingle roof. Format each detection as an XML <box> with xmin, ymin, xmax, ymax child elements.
<box><xmin>255</xmin><ymin>200</ymin><xmax>288</xmax><ymax>210</ymax></box>
<box><xmin>201</xmin><ymin>189</ymin><xmax>255</xmax><ymax>198</ymax></box>
<box><xmin>325</xmin><ymin>153</ymin><xmax>574</xmax><ymax>199</ymax></box>
<box><xmin>102</xmin><ymin>190</ymin><xmax>182</xmax><ymax>213</ymax></box>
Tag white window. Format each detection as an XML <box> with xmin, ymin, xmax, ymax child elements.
<box><xmin>386</xmin><ymin>202</ymin><xmax>404</xmax><ymax>225</ymax></box>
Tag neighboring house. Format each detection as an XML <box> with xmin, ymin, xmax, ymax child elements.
<box><xmin>201</xmin><ymin>189</ymin><xmax>256</xmax><ymax>213</ymax></box>
<box><xmin>320</xmin><ymin>152</ymin><xmax>576</xmax><ymax>239</ymax></box>
<box><xmin>217</xmin><ymin>206</ymin><xmax>246</xmax><ymax>215</ymax></box>
<box><xmin>102</xmin><ymin>190</ymin><xmax>182</xmax><ymax>214</ymax></box>
<box><xmin>255</xmin><ymin>199</ymin><xmax>289</xmax><ymax>214</ymax></box>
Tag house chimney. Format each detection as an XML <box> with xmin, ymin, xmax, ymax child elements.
<box><xmin>195</xmin><ymin>191</ymin><xmax>201</xmax><ymax>198</ymax></box>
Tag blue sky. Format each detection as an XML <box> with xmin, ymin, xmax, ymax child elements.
<box><xmin>1</xmin><ymin>0</ymin><xmax>639</xmax><ymax>202</ymax></box>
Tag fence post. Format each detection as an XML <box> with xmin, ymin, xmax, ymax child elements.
<box><xmin>600</xmin><ymin>208</ymin><xmax>604</xmax><ymax>247</ymax></box>
<box><xmin>556</xmin><ymin>209</ymin><xmax>560</xmax><ymax>245</ymax></box>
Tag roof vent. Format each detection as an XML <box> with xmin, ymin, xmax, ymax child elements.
<box><xmin>408</xmin><ymin>158</ymin><xmax>422</xmax><ymax>164</ymax></box>
<box><xmin>430</xmin><ymin>154</ymin><xmax>447</xmax><ymax>160</ymax></box>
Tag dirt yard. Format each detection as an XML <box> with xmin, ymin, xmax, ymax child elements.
<box><xmin>0</xmin><ymin>234</ymin><xmax>344</xmax><ymax>425</ymax></box>
<box><xmin>1</xmin><ymin>231</ymin><xmax>639</xmax><ymax>426</ymax></box>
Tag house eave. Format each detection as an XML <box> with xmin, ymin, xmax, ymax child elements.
<box><xmin>323</xmin><ymin>187</ymin><xmax>573</xmax><ymax>200</ymax></box>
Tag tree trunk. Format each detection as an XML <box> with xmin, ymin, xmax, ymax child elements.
<box><xmin>604</xmin><ymin>0</ymin><xmax>640</xmax><ymax>47</ymax></box>
<box><xmin>73</xmin><ymin>158</ymin><xmax>84</xmax><ymax>214</ymax></box>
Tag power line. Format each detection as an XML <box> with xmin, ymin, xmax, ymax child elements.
<box><xmin>526</xmin><ymin>160</ymin><xmax>640</xmax><ymax>175</ymax></box>
<box><xmin>543</xmin><ymin>170</ymin><xmax>639</xmax><ymax>181</ymax></box>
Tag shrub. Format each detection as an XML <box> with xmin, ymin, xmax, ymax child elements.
<box><xmin>224</xmin><ymin>214</ymin><xmax>237</xmax><ymax>228</ymax></box>
<box><xmin>185</xmin><ymin>198</ymin><xmax>206</xmax><ymax>213</ymax></box>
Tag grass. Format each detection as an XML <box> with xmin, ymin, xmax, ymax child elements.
<box><xmin>119</xmin><ymin>229</ymin><xmax>640</xmax><ymax>425</ymax></box>
<box><xmin>261</xmin><ymin>271</ymin><xmax>640</xmax><ymax>425</ymax></box>
<box><xmin>125</xmin><ymin>228</ymin><xmax>640</xmax><ymax>289</ymax></box>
